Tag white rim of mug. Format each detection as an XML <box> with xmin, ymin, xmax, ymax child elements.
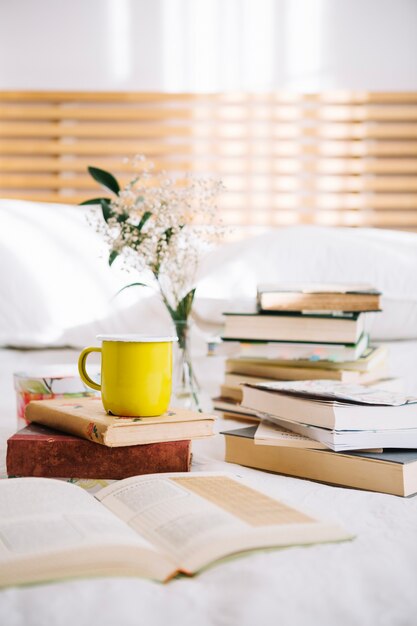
<box><xmin>96</xmin><ymin>334</ymin><xmax>178</xmax><ymax>343</ymax></box>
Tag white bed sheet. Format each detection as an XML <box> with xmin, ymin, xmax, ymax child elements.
<box><xmin>1</xmin><ymin>341</ymin><xmax>417</xmax><ymax>626</ymax></box>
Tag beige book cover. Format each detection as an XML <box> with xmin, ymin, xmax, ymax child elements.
<box><xmin>0</xmin><ymin>472</ymin><xmax>352</xmax><ymax>588</ymax></box>
<box><xmin>25</xmin><ymin>397</ymin><xmax>215</xmax><ymax>447</ymax></box>
<box><xmin>220</xmin><ymin>383</ymin><xmax>244</xmax><ymax>402</ymax></box>
<box><xmin>257</xmin><ymin>282</ymin><xmax>381</xmax><ymax>312</ymax></box>
<box><xmin>223</xmin><ymin>426</ymin><xmax>417</xmax><ymax>497</ymax></box>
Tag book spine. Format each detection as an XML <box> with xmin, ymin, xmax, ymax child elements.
<box><xmin>25</xmin><ymin>402</ymin><xmax>108</xmax><ymax>445</ymax></box>
<box><xmin>7</xmin><ymin>438</ymin><xmax>192</xmax><ymax>479</ymax></box>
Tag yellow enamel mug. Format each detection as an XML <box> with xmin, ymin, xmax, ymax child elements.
<box><xmin>78</xmin><ymin>334</ymin><xmax>177</xmax><ymax>417</ymax></box>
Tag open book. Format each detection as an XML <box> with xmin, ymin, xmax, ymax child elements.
<box><xmin>0</xmin><ymin>472</ymin><xmax>351</xmax><ymax>587</ymax></box>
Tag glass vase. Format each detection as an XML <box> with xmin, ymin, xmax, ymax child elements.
<box><xmin>172</xmin><ymin>320</ymin><xmax>201</xmax><ymax>412</ymax></box>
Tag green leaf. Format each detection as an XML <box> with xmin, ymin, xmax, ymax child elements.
<box><xmin>172</xmin><ymin>288</ymin><xmax>196</xmax><ymax>321</ymax></box>
<box><xmin>115</xmin><ymin>282</ymin><xmax>150</xmax><ymax>296</ymax></box>
<box><xmin>164</xmin><ymin>226</ymin><xmax>174</xmax><ymax>245</ymax></box>
<box><xmin>137</xmin><ymin>211</ymin><xmax>152</xmax><ymax>231</ymax></box>
<box><xmin>109</xmin><ymin>250</ymin><xmax>119</xmax><ymax>266</ymax></box>
<box><xmin>116</xmin><ymin>212</ymin><xmax>130</xmax><ymax>223</ymax></box>
<box><xmin>100</xmin><ymin>199</ymin><xmax>114</xmax><ymax>223</ymax></box>
<box><xmin>79</xmin><ymin>197</ymin><xmax>111</xmax><ymax>206</ymax></box>
<box><xmin>88</xmin><ymin>166</ymin><xmax>120</xmax><ymax>195</ymax></box>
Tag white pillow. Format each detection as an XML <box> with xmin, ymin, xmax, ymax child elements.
<box><xmin>194</xmin><ymin>226</ymin><xmax>417</xmax><ymax>341</ymax></box>
<box><xmin>0</xmin><ymin>199</ymin><xmax>169</xmax><ymax>347</ymax></box>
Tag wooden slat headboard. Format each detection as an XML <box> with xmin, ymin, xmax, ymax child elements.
<box><xmin>1</xmin><ymin>90</ymin><xmax>417</xmax><ymax>229</ymax></box>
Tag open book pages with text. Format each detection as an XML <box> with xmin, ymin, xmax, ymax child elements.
<box><xmin>0</xmin><ymin>473</ymin><xmax>351</xmax><ymax>587</ymax></box>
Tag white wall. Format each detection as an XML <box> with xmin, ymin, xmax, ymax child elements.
<box><xmin>0</xmin><ymin>0</ymin><xmax>416</xmax><ymax>91</ymax></box>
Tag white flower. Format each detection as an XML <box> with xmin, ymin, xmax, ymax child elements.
<box><xmin>90</xmin><ymin>155</ymin><xmax>224</xmax><ymax>313</ymax></box>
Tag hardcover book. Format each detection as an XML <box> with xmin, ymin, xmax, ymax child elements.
<box><xmin>257</xmin><ymin>282</ymin><xmax>381</xmax><ymax>312</ymax></box>
<box><xmin>223</xmin><ymin>426</ymin><xmax>417</xmax><ymax>497</ymax></box>
<box><xmin>0</xmin><ymin>473</ymin><xmax>351</xmax><ymax>587</ymax></box>
<box><xmin>222</xmin><ymin>312</ymin><xmax>365</xmax><ymax>344</ymax></box>
<box><xmin>224</xmin><ymin>345</ymin><xmax>387</xmax><ymax>383</ymax></box>
<box><xmin>7</xmin><ymin>423</ymin><xmax>191</xmax><ymax>479</ymax></box>
<box><xmin>25</xmin><ymin>397</ymin><xmax>215</xmax><ymax>447</ymax></box>
<box><xmin>208</xmin><ymin>333</ymin><xmax>369</xmax><ymax>362</ymax></box>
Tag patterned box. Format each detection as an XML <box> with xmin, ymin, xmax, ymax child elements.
<box><xmin>14</xmin><ymin>365</ymin><xmax>100</xmax><ymax>430</ymax></box>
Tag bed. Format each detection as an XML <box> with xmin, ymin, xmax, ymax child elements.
<box><xmin>1</xmin><ymin>91</ymin><xmax>417</xmax><ymax>625</ymax></box>
<box><xmin>1</xmin><ymin>339</ymin><xmax>417</xmax><ymax>626</ymax></box>
<box><xmin>1</xmin><ymin>215</ymin><xmax>417</xmax><ymax>625</ymax></box>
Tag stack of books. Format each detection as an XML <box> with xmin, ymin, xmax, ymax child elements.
<box><xmin>222</xmin><ymin>381</ymin><xmax>417</xmax><ymax>496</ymax></box>
<box><xmin>212</xmin><ymin>283</ymin><xmax>385</xmax><ymax>420</ymax></box>
<box><xmin>7</xmin><ymin>397</ymin><xmax>215</xmax><ymax>480</ymax></box>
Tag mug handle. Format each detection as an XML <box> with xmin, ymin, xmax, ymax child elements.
<box><xmin>78</xmin><ymin>347</ymin><xmax>101</xmax><ymax>392</ymax></box>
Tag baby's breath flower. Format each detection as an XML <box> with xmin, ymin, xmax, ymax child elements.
<box><xmin>90</xmin><ymin>155</ymin><xmax>224</xmax><ymax>313</ymax></box>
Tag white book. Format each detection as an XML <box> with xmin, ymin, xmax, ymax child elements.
<box><xmin>222</xmin><ymin>312</ymin><xmax>365</xmax><ymax>343</ymax></box>
<box><xmin>241</xmin><ymin>380</ymin><xmax>417</xmax><ymax>431</ymax></box>
<box><xmin>257</xmin><ymin>413</ymin><xmax>417</xmax><ymax>452</ymax></box>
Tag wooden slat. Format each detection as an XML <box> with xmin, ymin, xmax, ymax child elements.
<box><xmin>2</xmin><ymin>173</ymin><xmax>417</xmax><ymax>194</ymax></box>
<box><xmin>221</xmin><ymin>175</ymin><xmax>417</xmax><ymax>193</ymax></box>
<box><xmin>0</xmin><ymin>106</ymin><xmax>194</xmax><ymax>121</ymax></box>
<box><xmin>0</xmin><ymin>92</ymin><xmax>202</xmax><ymax>102</ymax></box>
<box><xmin>2</xmin><ymin>91</ymin><xmax>417</xmax><ymax>103</ymax></box>
<box><xmin>311</xmin><ymin>105</ymin><xmax>417</xmax><ymax>122</ymax></box>
<box><xmin>0</xmin><ymin>140</ymin><xmax>192</xmax><ymax>155</ymax></box>
<box><xmin>220</xmin><ymin>193</ymin><xmax>417</xmax><ymax>210</ymax></box>
<box><xmin>3</xmin><ymin>121</ymin><xmax>417</xmax><ymax>140</ymax></box>
<box><xmin>0</xmin><ymin>122</ymin><xmax>193</xmax><ymax>138</ymax></box>
<box><xmin>2</xmin><ymin>104</ymin><xmax>417</xmax><ymax>122</ymax></box>
<box><xmin>2</xmin><ymin>139</ymin><xmax>417</xmax><ymax>157</ymax></box>
<box><xmin>2</xmin><ymin>156</ymin><xmax>417</xmax><ymax>175</ymax></box>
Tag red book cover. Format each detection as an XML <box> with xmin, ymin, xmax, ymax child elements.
<box><xmin>7</xmin><ymin>423</ymin><xmax>191</xmax><ymax>479</ymax></box>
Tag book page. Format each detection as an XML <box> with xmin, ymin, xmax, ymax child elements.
<box><xmin>254</xmin><ymin>421</ymin><xmax>326</xmax><ymax>449</ymax></box>
<box><xmin>0</xmin><ymin>478</ymin><xmax>158</xmax><ymax>569</ymax></box>
<box><xmin>96</xmin><ymin>472</ymin><xmax>349</xmax><ymax>573</ymax></box>
<box><xmin>258</xmin><ymin>282</ymin><xmax>374</xmax><ymax>294</ymax></box>
<box><xmin>254</xmin><ymin>379</ymin><xmax>416</xmax><ymax>406</ymax></box>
